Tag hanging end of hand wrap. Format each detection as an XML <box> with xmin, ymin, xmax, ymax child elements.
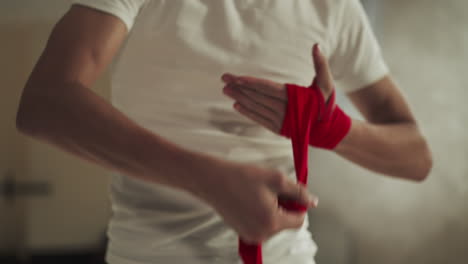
<box><xmin>239</xmin><ymin>239</ymin><xmax>263</xmax><ymax>264</ymax></box>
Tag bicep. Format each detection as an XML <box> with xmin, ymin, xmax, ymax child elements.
<box><xmin>29</xmin><ymin>5</ymin><xmax>128</xmax><ymax>88</ymax></box>
<box><xmin>347</xmin><ymin>76</ymin><xmax>416</xmax><ymax>124</ymax></box>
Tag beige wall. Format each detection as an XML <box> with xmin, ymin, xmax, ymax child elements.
<box><xmin>0</xmin><ymin>0</ymin><xmax>467</xmax><ymax>263</ymax></box>
<box><xmin>0</xmin><ymin>22</ymin><xmax>29</xmax><ymax>254</ymax></box>
<box><xmin>0</xmin><ymin>1</ymin><xmax>111</xmax><ymax>254</ymax></box>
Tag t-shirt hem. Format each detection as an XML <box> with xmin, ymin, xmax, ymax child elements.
<box><xmin>106</xmin><ymin>251</ymin><xmax>239</xmax><ymax>264</ymax></box>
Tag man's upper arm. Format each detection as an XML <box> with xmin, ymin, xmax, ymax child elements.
<box><xmin>29</xmin><ymin>5</ymin><xmax>128</xmax><ymax>88</ymax></box>
<box><xmin>328</xmin><ymin>0</ymin><xmax>389</xmax><ymax>94</ymax></box>
<box><xmin>347</xmin><ymin>76</ymin><xmax>416</xmax><ymax>124</ymax></box>
<box><xmin>327</xmin><ymin>1</ymin><xmax>415</xmax><ymax>124</ymax></box>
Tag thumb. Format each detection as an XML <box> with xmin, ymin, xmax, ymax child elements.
<box><xmin>275</xmin><ymin>181</ymin><xmax>318</xmax><ymax>230</ymax></box>
<box><xmin>276</xmin><ymin>206</ymin><xmax>307</xmax><ymax>231</ymax></box>
<box><xmin>312</xmin><ymin>43</ymin><xmax>334</xmax><ymax>99</ymax></box>
<box><xmin>276</xmin><ymin>179</ymin><xmax>318</xmax><ymax>209</ymax></box>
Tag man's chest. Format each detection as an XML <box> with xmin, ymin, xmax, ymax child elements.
<box><xmin>126</xmin><ymin>0</ymin><xmax>332</xmax><ymax>83</ymax></box>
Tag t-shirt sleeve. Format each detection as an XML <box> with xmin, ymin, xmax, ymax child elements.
<box><xmin>328</xmin><ymin>0</ymin><xmax>389</xmax><ymax>93</ymax></box>
<box><xmin>71</xmin><ymin>0</ymin><xmax>147</xmax><ymax>31</ymax></box>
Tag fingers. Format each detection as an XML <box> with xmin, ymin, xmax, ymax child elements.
<box><xmin>233</xmin><ymin>100</ymin><xmax>279</xmax><ymax>133</ymax></box>
<box><xmin>276</xmin><ymin>207</ymin><xmax>307</xmax><ymax>231</ymax></box>
<box><xmin>222</xmin><ymin>73</ymin><xmax>287</xmax><ymax>101</ymax></box>
<box><xmin>223</xmin><ymin>84</ymin><xmax>284</xmax><ymax>120</ymax></box>
<box><xmin>271</xmin><ymin>174</ymin><xmax>318</xmax><ymax>208</ymax></box>
<box><xmin>273</xmin><ymin>178</ymin><xmax>318</xmax><ymax>232</ymax></box>
<box><xmin>223</xmin><ymin>82</ymin><xmax>286</xmax><ymax>133</ymax></box>
<box><xmin>312</xmin><ymin>43</ymin><xmax>334</xmax><ymax>100</ymax></box>
<box><xmin>233</xmin><ymin>168</ymin><xmax>318</xmax><ymax>243</ymax></box>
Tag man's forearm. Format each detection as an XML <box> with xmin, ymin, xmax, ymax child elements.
<box><xmin>16</xmin><ymin>81</ymin><xmax>207</xmax><ymax>193</ymax></box>
<box><xmin>334</xmin><ymin>119</ymin><xmax>432</xmax><ymax>181</ymax></box>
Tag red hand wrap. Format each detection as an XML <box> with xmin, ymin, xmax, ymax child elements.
<box><xmin>281</xmin><ymin>80</ymin><xmax>352</xmax><ymax>149</ymax></box>
<box><xmin>238</xmin><ymin>80</ymin><xmax>351</xmax><ymax>264</ymax></box>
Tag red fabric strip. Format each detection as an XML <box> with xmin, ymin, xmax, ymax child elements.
<box><xmin>238</xmin><ymin>81</ymin><xmax>351</xmax><ymax>264</ymax></box>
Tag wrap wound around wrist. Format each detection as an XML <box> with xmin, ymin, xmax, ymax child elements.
<box><xmin>280</xmin><ymin>80</ymin><xmax>352</xmax><ymax>150</ymax></box>
<box><xmin>238</xmin><ymin>80</ymin><xmax>351</xmax><ymax>264</ymax></box>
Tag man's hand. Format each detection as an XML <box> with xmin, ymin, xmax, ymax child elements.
<box><xmin>221</xmin><ymin>44</ymin><xmax>333</xmax><ymax>134</ymax></box>
<box><xmin>221</xmin><ymin>43</ymin><xmax>432</xmax><ymax>180</ymax></box>
<box><xmin>192</xmin><ymin>156</ymin><xmax>318</xmax><ymax>244</ymax></box>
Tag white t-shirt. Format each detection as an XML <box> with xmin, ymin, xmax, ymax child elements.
<box><xmin>71</xmin><ymin>1</ymin><xmax>388</xmax><ymax>263</ymax></box>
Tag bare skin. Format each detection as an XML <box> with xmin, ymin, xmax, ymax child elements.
<box><xmin>15</xmin><ymin>6</ymin><xmax>317</xmax><ymax>244</ymax></box>
<box><xmin>222</xmin><ymin>44</ymin><xmax>432</xmax><ymax>181</ymax></box>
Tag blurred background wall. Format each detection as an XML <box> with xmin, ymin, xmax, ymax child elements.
<box><xmin>0</xmin><ymin>1</ymin><xmax>111</xmax><ymax>262</ymax></box>
<box><xmin>0</xmin><ymin>0</ymin><xmax>467</xmax><ymax>264</ymax></box>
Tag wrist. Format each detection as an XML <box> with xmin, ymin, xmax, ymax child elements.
<box><xmin>333</xmin><ymin>118</ymin><xmax>361</xmax><ymax>154</ymax></box>
<box><xmin>177</xmin><ymin>151</ymin><xmax>221</xmax><ymax>200</ymax></box>
<box><xmin>309</xmin><ymin>104</ymin><xmax>352</xmax><ymax>149</ymax></box>
<box><xmin>281</xmin><ymin>83</ymin><xmax>352</xmax><ymax>150</ymax></box>
<box><xmin>135</xmin><ymin>131</ymin><xmax>210</xmax><ymax>194</ymax></box>
<box><xmin>160</xmin><ymin>147</ymin><xmax>230</xmax><ymax>202</ymax></box>
<box><xmin>135</xmin><ymin>128</ymin><xmax>233</xmax><ymax>202</ymax></box>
